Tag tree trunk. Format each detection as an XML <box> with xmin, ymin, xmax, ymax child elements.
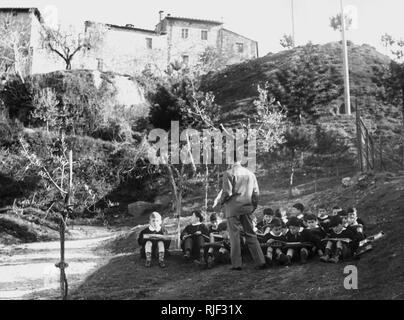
<box><xmin>289</xmin><ymin>160</ymin><xmax>295</xmax><ymax>199</ymax></box>
<box><xmin>205</xmin><ymin>164</ymin><xmax>209</xmax><ymax>212</ymax></box>
<box><xmin>66</xmin><ymin>59</ymin><xmax>72</xmax><ymax>70</ymax></box>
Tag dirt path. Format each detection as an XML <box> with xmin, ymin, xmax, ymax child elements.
<box><xmin>0</xmin><ymin>226</ymin><xmax>123</xmax><ymax>300</ymax></box>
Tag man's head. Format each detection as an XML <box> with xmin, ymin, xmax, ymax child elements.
<box><xmin>263</xmin><ymin>208</ymin><xmax>275</xmax><ymax>224</ymax></box>
<box><xmin>149</xmin><ymin>211</ymin><xmax>162</xmax><ymax>229</ymax></box>
<box><xmin>270</xmin><ymin>217</ymin><xmax>283</xmax><ymax>236</ymax></box>
<box><xmin>287</xmin><ymin>216</ymin><xmax>302</xmax><ymax>235</ymax></box>
<box><xmin>304</xmin><ymin>213</ymin><xmax>318</xmax><ymax>229</ymax></box>
<box><xmin>329</xmin><ymin>215</ymin><xmax>344</xmax><ymax>233</ymax></box>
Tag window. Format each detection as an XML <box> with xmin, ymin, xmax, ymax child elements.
<box><xmin>236</xmin><ymin>43</ymin><xmax>244</xmax><ymax>53</ymax></box>
<box><xmin>181</xmin><ymin>28</ymin><xmax>189</xmax><ymax>39</ymax></box>
<box><xmin>201</xmin><ymin>30</ymin><xmax>208</xmax><ymax>40</ymax></box>
<box><xmin>146</xmin><ymin>38</ymin><xmax>153</xmax><ymax>49</ymax></box>
<box><xmin>182</xmin><ymin>55</ymin><xmax>189</xmax><ymax>64</ymax></box>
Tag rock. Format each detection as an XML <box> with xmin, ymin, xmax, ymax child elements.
<box><xmin>127</xmin><ymin>201</ymin><xmax>159</xmax><ymax>217</ymax></box>
<box><xmin>153</xmin><ymin>195</ymin><xmax>172</xmax><ymax>207</ymax></box>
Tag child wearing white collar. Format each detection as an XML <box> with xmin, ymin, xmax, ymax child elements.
<box><xmin>137</xmin><ymin>212</ymin><xmax>170</xmax><ymax>268</ymax></box>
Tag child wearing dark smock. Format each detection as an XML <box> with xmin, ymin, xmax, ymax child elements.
<box><xmin>262</xmin><ymin>217</ymin><xmax>287</xmax><ymax>265</ymax></box>
<box><xmin>320</xmin><ymin>215</ymin><xmax>360</xmax><ymax>263</ymax></box>
<box><xmin>181</xmin><ymin>210</ymin><xmax>210</xmax><ymax>264</ymax></box>
<box><xmin>137</xmin><ymin>212</ymin><xmax>170</xmax><ymax>268</ymax></box>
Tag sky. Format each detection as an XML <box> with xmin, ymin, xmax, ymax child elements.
<box><xmin>2</xmin><ymin>0</ymin><xmax>404</xmax><ymax>57</ymax></box>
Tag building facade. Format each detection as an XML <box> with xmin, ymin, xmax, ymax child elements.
<box><xmin>0</xmin><ymin>8</ymin><xmax>259</xmax><ymax>76</ymax></box>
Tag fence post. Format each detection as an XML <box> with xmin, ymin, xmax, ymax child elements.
<box><xmin>365</xmin><ymin>132</ymin><xmax>369</xmax><ymax>171</ymax></box>
<box><xmin>356</xmin><ymin>104</ymin><xmax>363</xmax><ymax>172</ymax></box>
<box><xmin>314</xmin><ymin>169</ymin><xmax>317</xmax><ymax>193</ymax></box>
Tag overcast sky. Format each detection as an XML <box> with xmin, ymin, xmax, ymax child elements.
<box><xmin>3</xmin><ymin>0</ymin><xmax>404</xmax><ymax>57</ymax></box>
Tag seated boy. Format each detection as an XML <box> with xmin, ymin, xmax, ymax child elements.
<box><xmin>181</xmin><ymin>210</ymin><xmax>210</xmax><ymax>265</ymax></box>
<box><xmin>137</xmin><ymin>212</ymin><xmax>170</xmax><ymax>268</ymax></box>
<box><xmin>283</xmin><ymin>216</ymin><xmax>314</xmax><ymax>265</ymax></box>
<box><xmin>205</xmin><ymin>213</ymin><xmax>230</xmax><ymax>268</ymax></box>
<box><xmin>303</xmin><ymin>213</ymin><xmax>327</xmax><ymax>256</ymax></box>
<box><xmin>262</xmin><ymin>217</ymin><xmax>287</xmax><ymax>265</ymax></box>
<box><xmin>257</xmin><ymin>208</ymin><xmax>275</xmax><ymax>234</ymax></box>
<box><xmin>346</xmin><ymin>207</ymin><xmax>366</xmax><ymax>240</ymax></box>
<box><xmin>291</xmin><ymin>203</ymin><xmax>305</xmax><ymax>220</ymax></box>
<box><xmin>320</xmin><ymin>215</ymin><xmax>360</xmax><ymax>263</ymax></box>
<box><xmin>317</xmin><ymin>204</ymin><xmax>331</xmax><ymax>225</ymax></box>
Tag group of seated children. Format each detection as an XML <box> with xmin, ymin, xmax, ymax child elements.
<box><xmin>258</xmin><ymin>203</ymin><xmax>366</xmax><ymax>266</ymax></box>
<box><xmin>137</xmin><ymin>204</ymin><xmax>366</xmax><ymax>268</ymax></box>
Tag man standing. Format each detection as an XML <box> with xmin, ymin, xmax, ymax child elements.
<box><xmin>221</xmin><ymin>160</ymin><xmax>266</xmax><ymax>270</ymax></box>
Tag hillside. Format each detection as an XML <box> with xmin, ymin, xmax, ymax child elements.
<box><xmin>202</xmin><ymin>42</ymin><xmax>402</xmax><ymax>136</ymax></box>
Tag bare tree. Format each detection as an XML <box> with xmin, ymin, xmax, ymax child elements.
<box><xmin>0</xmin><ymin>13</ymin><xmax>31</xmax><ymax>82</ymax></box>
<box><xmin>40</xmin><ymin>24</ymin><xmax>104</xmax><ymax>70</ymax></box>
<box><xmin>31</xmin><ymin>87</ymin><xmax>59</xmax><ymax>132</ymax></box>
<box><xmin>20</xmin><ymin>135</ymin><xmax>73</xmax><ymax>300</ymax></box>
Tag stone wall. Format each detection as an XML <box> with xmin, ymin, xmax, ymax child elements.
<box><xmin>86</xmin><ymin>24</ymin><xmax>167</xmax><ymax>76</ymax></box>
<box><xmin>219</xmin><ymin>28</ymin><xmax>258</xmax><ymax>65</ymax></box>
<box><xmin>166</xmin><ymin>20</ymin><xmax>222</xmax><ymax>66</ymax></box>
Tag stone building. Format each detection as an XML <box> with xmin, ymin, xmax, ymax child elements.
<box><xmin>0</xmin><ymin>7</ymin><xmax>259</xmax><ymax>76</ymax></box>
<box><xmin>85</xmin><ymin>11</ymin><xmax>259</xmax><ymax>75</ymax></box>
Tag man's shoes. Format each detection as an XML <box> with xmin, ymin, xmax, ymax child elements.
<box><xmin>158</xmin><ymin>260</ymin><xmax>166</xmax><ymax>268</ymax></box>
<box><xmin>265</xmin><ymin>256</ymin><xmax>273</xmax><ymax>266</ymax></box>
<box><xmin>145</xmin><ymin>259</ymin><xmax>151</xmax><ymax>268</ymax></box>
<box><xmin>230</xmin><ymin>266</ymin><xmax>242</xmax><ymax>271</ymax></box>
<box><xmin>255</xmin><ymin>263</ymin><xmax>267</xmax><ymax>270</ymax></box>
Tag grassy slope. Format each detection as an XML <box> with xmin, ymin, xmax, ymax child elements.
<box><xmin>201</xmin><ymin>42</ymin><xmax>402</xmax><ymax>136</ymax></box>
<box><xmin>69</xmin><ymin>171</ymin><xmax>404</xmax><ymax>300</ymax></box>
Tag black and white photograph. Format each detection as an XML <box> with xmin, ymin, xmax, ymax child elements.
<box><xmin>0</xmin><ymin>0</ymin><xmax>403</xmax><ymax>303</ymax></box>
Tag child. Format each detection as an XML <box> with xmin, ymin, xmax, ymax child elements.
<box><xmin>137</xmin><ymin>212</ymin><xmax>170</xmax><ymax>268</ymax></box>
<box><xmin>262</xmin><ymin>217</ymin><xmax>287</xmax><ymax>265</ymax></box>
<box><xmin>338</xmin><ymin>210</ymin><xmax>349</xmax><ymax>227</ymax></box>
<box><xmin>291</xmin><ymin>203</ymin><xmax>305</xmax><ymax>220</ymax></box>
<box><xmin>181</xmin><ymin>210</ymin><xmax>210</xmax><ymax>265</ymax></box>
<box><xmin>205</xmin><ymin>213</ymin><xmax>230</xmax><ymax>268</ymax></box>
<box><xmin>320</xmin><ymin>215</ymin><xmax>360</xmax><ymax>263</ymax></box>
<box><xmin>317</xmin><ymin>204</ymin><xmax>330</xmax><ymax>223</ymax></box>
<box><xmin>257</xmin><ymin>208</ymin><xmax>275</xmax><ymax>234</ymax></box>
<box><xmin>304</xmin><ymin>213</ymin><xmax>327</xmax><ymax>256</ymax></box>
<box><xmin>346</xmin><ymin>207</ymin><xmax>366</xmax><ymax>240</ymax></box>
<box><xmin>283</xmin><ymin>217</ymin><xmax>314</xmax><ymax>265</ymax></box>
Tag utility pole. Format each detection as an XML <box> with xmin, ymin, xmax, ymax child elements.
<box><xmin>340</xmin><ymin>0</ymin><xmax>351</xmax><ymax>115</ymax></box>
<box><xmin>291</xmin><ymin>0</ymin><xmax>295</xmax><ymax>47</ymax></box>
